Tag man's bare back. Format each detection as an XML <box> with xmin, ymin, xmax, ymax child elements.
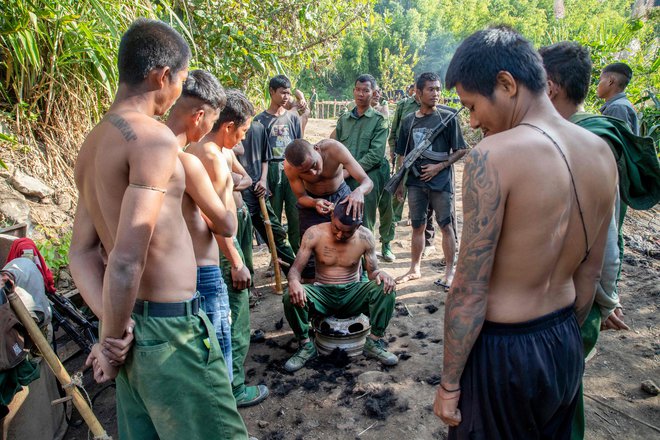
<box><xmin>75</xmin><ymin>109</ymin><xmax>196</xmax><ymax>304</ymax></box>
<box><xmin>469</xmin><ymin>118</ymin><xmax>616</xmax><ymax>323</ymax></box>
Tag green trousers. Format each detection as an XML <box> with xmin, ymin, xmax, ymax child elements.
<box><xmin>392</xmin><ymin>186</ymin><xmax>406</xmax><ymax>223</ymax></box>
<box><xmin>282</xmin><ymin>280</ymin><xmax>396</xmax><ymax>340</ymax></box>
<box><xmin>236</xmin><ymin>204</ymin><xmax>254</xmax><ymax>277</ymax></box>
<box><xmin>116</xmin><ymin>306</ymin><xmax>248</xmax><ymax>440</ymax></box>
<box><xmin>347</xmin><ymin>159</ymin><xmax>395</xmax><ymax>244</ymax></box>
<box><xmin>268</xmin><ymin>161</ymin><xmax>300</xmax><ymax>252</ymax></box>
<box><xmin>219</xmin><ymin>238</ymin><xmax>251</xmax><ymax>397</ymax></box>
<box><xmin>571</xmin><ymin>304</ymin><xmax>601</xmax><ymax>440</ymax></box>
<box><xmin>616</xmin><ymin>202</ymin><xmax>627</xmax><ymax>284</ymax></box>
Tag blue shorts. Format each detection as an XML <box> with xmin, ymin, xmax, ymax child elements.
<box><xmin>407</xmin><ymin>186</ymin><xmax>452</xmax><ymax>229</ymax></box>
<box><xmin>196</xmin><ymin>265</ymin><xmax>232</xmax><ymax>380</ymax></box>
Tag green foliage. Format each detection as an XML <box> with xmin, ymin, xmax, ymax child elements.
<box><xmin>379</xmin><ymin>40</ymin><xmax>418</xmax><ymax>93</ymax></box>
<box><xmin>637</xmin><ymin>90</ymin><xmax>660</xmax><ymax>151</ymax></box>
<box><xmin>35</xmin><ymin>229</ymin><xmax>71</xmax><ymax>274</ymax></box>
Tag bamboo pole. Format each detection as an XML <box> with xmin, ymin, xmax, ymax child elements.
<box><xmin>6</xmin><ymin>286</ymin><xmax>111</xmax><ymax>439</ymax></box>
<box><xmin>258</xmin><ymin>197</ymin><xmax>283</xmax><ymax>294</ymax></box>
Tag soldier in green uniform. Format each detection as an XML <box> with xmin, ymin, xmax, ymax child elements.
<box><xmin>333</xmin><ymin>74</ymin><xmax>396</xmax><ymax>262</ymax></box>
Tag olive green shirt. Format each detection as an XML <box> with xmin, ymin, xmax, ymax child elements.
<box><xmin>335</xmin><ymin>106</ymin><xmax>388</xmax><ymax>173</ymax></box>
<box><xmin>388</xmin><ymin>96</ymin><xmax>421</xmax><ymax>152</ymax></box>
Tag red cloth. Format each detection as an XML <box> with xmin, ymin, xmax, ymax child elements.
<box><xmin>5</xmin><ymin>238</ymin><xmax>56</xmax><ymax>294</ymax></box>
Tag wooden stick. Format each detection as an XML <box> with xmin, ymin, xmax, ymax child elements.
<box><xmin>585</xmin><ymin>393</ymin><xmax>660</xmax><ymax>433</ymax></box>
<box><xmin>258</xmin><ymin>196</ymin><xmax>283</xmax><ymax>294</ymax></box>
<box><xmin>6</xmin><ymin>288</ymin><xmax>111</xmax><ymax>439</ymax></box>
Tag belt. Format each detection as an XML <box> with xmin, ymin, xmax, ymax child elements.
<box><xmin>133</xmin><ymin>296</ymin><xmax>200</xmax><ymax>317</ymax></box>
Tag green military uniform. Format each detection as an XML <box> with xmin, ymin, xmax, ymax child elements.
<box><xmin>218</xmin><ymin>238</ymin><xmax>251</xmax><ymax>399</ymax></box>
<box><xmin>282</xmin><ymin>280</ymin><xmax>396</xmax><ymax>340</ymax></box>
<box><xmin>336</xmin><ymin>107</ymin><xmax>395</xmax><ymax>245</ymax></box>
<box><xmin>268</xmin><ymin>160</ymin><xmax>301</xmax><ymax>252</ymax></box>
<box><xmin>236</xmin><ymin>203</ymin><xmax>254</xmax><ymax>277</ymax></box>
<box><xmin>116</xmin><ymin>301</ymin><xmax>248</xmax><ymax>439</ymax></box>
<box><xmin>388</xmin><ymin>96</ymin><xmax>421</xmax><ymax>223</ymax></box>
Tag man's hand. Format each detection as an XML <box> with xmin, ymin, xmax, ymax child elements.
<box><xmin>315</xmin><ymin>199</ymin><xmax>334</xmax><ymax>216</ymax></box>
<box><xmin>254</xmin><ymin>179</ymin><xmax>268</xmax><ymax>198</ymax></box>
<box><xmin>434</xmin><ymin>386</ymin><xmax>462</xmax><ymax>427</ymax></box>
<box><xmin>102</xmin><ymin>318</ymin><xmax>135</xmax><ymax>366</ymax></box>
<box><xmin>86</xmin><ymin>343</ymin><xmax>119</xmax><ymax>383</ymax></box>
<box><xmin>343</xmin><ymin>191</ymin><xmax>364</xmax><ymax>220</ymax></box>
<box><xmin>373</xmin><ymin>269</ymin><xmax>395</xmax><ymax>294</ymax></box>
<box><xmin>395</xmin><ymin>185</ymin><xmax>405</xmax><ymax>203</ymax></box>
<box><xmin>602</xmin><ymin>307</ymin><xmax>630</xmax><ymax>331</ymax></box>
<box><xmin>289</xmin><ymin>280</ymin><xmax>307</xmax><ymax>307</ymax></box>
<box><xmin>420</xmin><ymin>163</ymin><xmax>445</xmax><ymax>182</ymax></box>
<box><xmin>231</xmin><ymin>264</ymin><xmax>251</xmax><ymax>290</ymax></box>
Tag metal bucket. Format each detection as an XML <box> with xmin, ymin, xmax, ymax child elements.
<box><xmin>312</xmin><ymin>314</ymin><xmax>371</xmax><ymax>357</ymax></box>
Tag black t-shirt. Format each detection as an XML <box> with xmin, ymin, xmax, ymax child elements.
<box><xmin>253</xmin><ymin>110</ymin><xmax>302</xmax><ymax>160</ymax></box>
<box><xmin>238</xmin><ymin>119</ymin><xmax>272</xmax><ymax>182</ymax></box>
<box><xmin>395</xmin><ymin>108</ymin><xmax>466</xmax><ymax>192</ymax></box>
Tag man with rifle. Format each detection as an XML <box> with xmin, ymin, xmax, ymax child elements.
<box><xmin>391</xmin><ymin>72</ymin><xmax>467</xmax><ymax>287</ymax></box>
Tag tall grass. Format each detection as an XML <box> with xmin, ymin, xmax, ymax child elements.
<box><xmin>0</xmin><ymin>0</ymin><xmax>198</xmax><ymax>188</ymax></box>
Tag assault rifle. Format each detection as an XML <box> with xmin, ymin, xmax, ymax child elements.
<box><xmin>384</xmin><ymin>106</ymin><xmax>464</xmax><ymax>194</ymax></box>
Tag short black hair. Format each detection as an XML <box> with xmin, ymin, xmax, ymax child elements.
<box><xmin>284</xmin><ymin>139</ymin><xmax>313</xmax><ymax>166</ymax></box>
<box><xmin>182</xmin><ymin>70</ymin><xmax>226</xmax><ymax>110</ymax></box>
<box><xmin>269</xmin><ymin>75</ymin><xmax>291</xmax><ymax>91</ymax></box>
<box><xmin>213</xmin><ymin>89</ymin><xmax>254</xmax><ymax>131</ymax></box>
<box><xmin>539</xmin><ymin>42</ymin><xmax>592</xmax><ymax>106</ymax></box>
<box><xmin>416</xmin><ymin>72</ymin><xmax>442</xmax><ymax>91</ymax></box>
<box><xmin>602</xmin><ymin>62</ymin><xmax>633</xmax><ymax>89</ymax></box>
<box><xmin>445</xmin><ymin>26</ymin><xmax>546</xmax><ymax>99</ymax></box>
<box><xmin>355</xmin><ymin>74</ymin><xmax>376</xmax><ymax>90</ymax></box>
<box><xmin>118</xmin><ymin>18</ymin><xmax>191</xmax><ymax>85</ymax></box>
<box><xmin>333</xmin><ymin>202</ymin><xmax>362</xmax><ymax>227</ymax></box>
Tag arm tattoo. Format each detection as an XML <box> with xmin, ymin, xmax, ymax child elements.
<box><xmin>443</xmin><ymin>150</ymin><xmax>503</xmax><ymax>385</ymax></box>
<box><xmin>359</xmin><ymin>230</ymin><xmax>379</xmax><ymax>274</ymax></box>
<box><xmin>106</xmin><ymin>113</ymin><xmax>138</xmax><ymax>142</ymax></box>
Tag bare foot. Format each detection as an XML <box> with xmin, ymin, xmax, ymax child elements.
<box><xmin>395</xmin><ymin>269</ymin><xmax>422</xmax><ymax>284</ymax></box>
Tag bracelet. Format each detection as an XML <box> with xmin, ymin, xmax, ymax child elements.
<box><xmin>440</xmin><ymin>383</ymin><xmax>461</xmax><ymax>393</ymax></box>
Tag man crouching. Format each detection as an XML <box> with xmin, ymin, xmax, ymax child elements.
<box><xmin>282</xmin><ymin>203</ymin><xmax>398</xmax><ymax>372</ymax></box>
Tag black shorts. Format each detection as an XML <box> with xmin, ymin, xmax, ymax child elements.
<box><xmin>449</xmin><ymin>305</ymin><xmax>583</xmax><ymax>440</ymax></box>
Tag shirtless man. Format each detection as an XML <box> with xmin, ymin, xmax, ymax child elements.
<box><xmin>283</xmin><ymin>138</ymin><xmax>373</xmax><ymax>279</ymax></box>
<box><xmin>187</xmin><ymin>90</ymin><xmax>270</xmax><ymax>408</ymax></box>
<box><xmin>165</xmin><ymin>69</ymin><xmax>236</xmax><ymax>376</ymax></box>
<box><xmin>282</xmin><ymin>203</ymin><xmax>397</xmax><ymax>372</ymax></box>
<box><xmin>68</xmin><ymin>19</ymin><xmax>248</xmax><ymax>439</ymax></box>
<box><xmin>434</xmin><ymin>27</ymin><xmax>617</xmax><ymax>439</ymax></box>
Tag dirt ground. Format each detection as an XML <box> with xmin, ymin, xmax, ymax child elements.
<box><xmin>63</xmin><ymin>118</ymin><xmax>659</xmax><ymax>439</ymax></box>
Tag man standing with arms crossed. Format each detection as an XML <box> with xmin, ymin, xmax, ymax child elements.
<box><xmin>434</xmin><ymin>27</ymin><xmax>617</xmax><ymax>439</ymax></box>
<box><xmin>69</xmin><ymin>19</ymin><xmax>248</xmax><ymax>439</ymax></box>
<box><xmin>255</xmin><ymin>75</ymin><xmax>303</xmax><ymax>252</ymax></box>
<box><xmin>333</xmin><ymin>74</ymin><xmax>396</xmax><ymax>263</ymax></box>
<box><xmin>394</xmin><ymin>72</ymin><xmax>467</xmax><ymax>287</ymax></box>
<box><xmin>188</xmin><ymin>90</ymin><xmax>270</xmax><ymax>408</ymax></box>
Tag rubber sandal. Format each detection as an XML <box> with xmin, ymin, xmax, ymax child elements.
<box><xmin>434</xmin><ymin>279</ymin><xmax>451</xmax><ymax>291</ymax></box>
